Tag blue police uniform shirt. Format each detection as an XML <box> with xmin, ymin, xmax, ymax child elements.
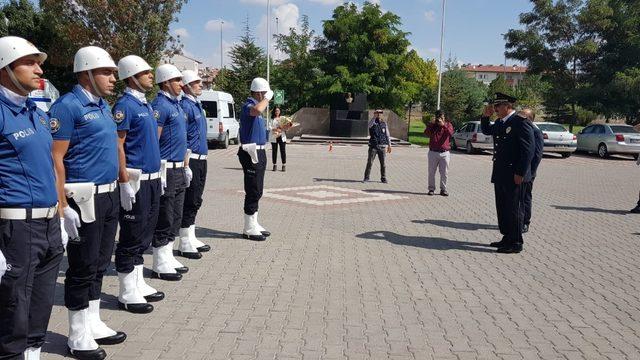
<box><xmin>0</xmin><ymin>88</ymin><xmax>57</xmax><ymax>207</ymax></box>
<box><xmin>49</xmin><ymin>85</ymin><xmax>118</xmax><ymax>185</ymax></box>
<box><xmin>239</xmin><ymin>97</ymin><xmax>266</xmax><ymax>145</ymax></box>
<box><xmin>180</xmin><ymin>94</ymin><xmax>208</xmax><ymax>155</ymax></box>
<box><xmin>113</xmin><ymin>89</ymin><xmax>161</xmax><ymax>173</ymax></box>
<box><xmin>152</xmin><ymin>92</ymin><xmax>187</xmax><ymax>162</ymax></box>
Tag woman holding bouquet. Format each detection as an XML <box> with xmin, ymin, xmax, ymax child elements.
<box><xmin>269</xmin><ymin>107</ymin><xmax>291</xmax><ymax>172</ymax></box>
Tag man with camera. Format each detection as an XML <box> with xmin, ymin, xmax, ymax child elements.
<box><xmin>424</xmin><ymin>110</ymin><xmax>454</xmax><ymax>196</ymax></box>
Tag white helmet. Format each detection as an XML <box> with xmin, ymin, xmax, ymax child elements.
<box><xmin>73</xmin><ymin>46</ymin><xmax>117</xmax><ymax>73</ymax></box>
<box><xmin>118</xmin><ymin>55</ymin><xmax>152</xmax><ymax>80</ymax></box>
<box><xmin>250</xmin><ymin>77</ymin><xmax>270</xmax><ymax>92</ymax></box>
<box><xmin>0</xmin><ymin>36</ymin><xmax>47</xmax><ymax>69</ymax></box>
<box><xmin>155</xmin><ymin>64</ymin><xmax>182</xmax><ymax>84</ymax></box>
<box><xmin>181</xmin><ymin>70</ymin><xmax>201</xmax><ymax>85</ymax></box>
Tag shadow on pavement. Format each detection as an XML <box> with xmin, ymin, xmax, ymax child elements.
<box><xmin>552</xmin><ymin>205</ymin><xmax>628</xmax><ymax>215</ymax></box>
<box><xmin>412</xmin><ymin>219</ymin><xmax>499</xmax><ymax>230</ymax></box>
<box><xmin>364</xmin><ymin>189</ymin><xmax>429</xmax><ymax>196</ymax></box>
<box><xmin>313</xmin><ymin>178</ymin><xmax>365</xmax><ymax>183</ymax></box>
<box><xmin>42</xmin><ymin>331</ymin><xmax>69</xmax><ymax>357</ymax></box>
<box><xmin>356</xmin><ymin>230</ymin><xmax>495</xmax><ymax>253</ymax></box>
<box><xmin>222</xmin><ymin>167</ymin><xmax>243</xmax><ymax>171</ymax></box>
<box><xmin>196</xmin><ymin>226</ymin><xmax>242</xmax><ymax>240</ymax></box>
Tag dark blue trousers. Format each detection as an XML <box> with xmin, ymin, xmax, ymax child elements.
<box><xmin>153</xmin><ymin>168</ymin><xmax>186</xmax><ymax>248</ymax></box>
<box><xmin>0</xmin><ymin>215</ymin><xmax>64</xmax><ymax>359</ymax></box>
<box><xmin>115</xmin><ymin>178</ymin><xmax>161</xmax><ymax>273</ymax></box>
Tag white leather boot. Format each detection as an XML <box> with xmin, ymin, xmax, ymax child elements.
<box><xmin>68</xmin><ymin>308</ymin><xmax>106</xmax><ymax>359</ymax></box>
<box><xmin>176</xmin><ymin>228</ymin><xmax>201</xmax><ymax>259</ymax></box>
<box><xmin>135</xmin><ymin>265</ymin><xmax>164</xmax><ymax>302</ymax></box>
<box><xmin>243</xmin><ymin>214</ymin><xmax>266</xmax><ymax>241</ymax></box>
<box><xmin>151</xmin><ymin>245</ymin><xmax>182</xmax><ymax>281</ymax></box>
<box><xmin>254</xmin><ymin>212</ymin><xmax>270</xmax><ymax>237</ymax></box>
<box><xmin>23</xmin><ymin>347</ymin><xmax>41</xmax><ymax>360</ymax></box>
<box><xmin>189</xmin><ymin>225</ymin><xmax>210</xmax><ymax>251</ymax></box>
<box><xmin>117</xmin><ymin>272</ymin><xmax>152</xmax><ymax>313</ymax></box>
<box><xmin>166</xmin><ymin>241</ymin><xmax>188</xmax><ymax>272</ymax></box>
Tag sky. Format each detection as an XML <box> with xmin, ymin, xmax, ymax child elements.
<box><xmin>171</xmin><ymin>0</ymin><xmax>533</xmax><ymax>69</ymax></box>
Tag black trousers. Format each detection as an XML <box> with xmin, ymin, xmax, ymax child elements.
<box><xmin>271</xmin><ymin>137</ymin><xmax>286</xmax><ymax>165</ymax></box>
<box><xmin>181</xmin><ymin>159</ymin><xmax>207</xmax><ymax>228</ymax></box>
<box><xmin>65</xmin><ymin>190</ymin><xmax>119</xmax><ymax>310</ymax></box>
<box><xmin>0</xmin><ymin>216</ymin><xmax>64</xmax><ymax>359</ymax></box>
<box><xmin>523</xmin><ymin>180</ymin><xmax>534</xmax><ymax>226</ymax></box>
<box><xmin>364</xmin><ymin>145</ymin><xmax>386</xmax><ymax>180</ymax></box>
<box><xmin>494</xmin><ymin>181</ymin><xmax>526</xmax><ymax>246</ymax></box>
<box><xmin>115</xmin><ymin>178</ymin><xmax>161</xmax><ymax>273</ymax></box>
<box><xmin>153</xmin><ymin>167</ymin><xmax>186</xmax><ymax>248</ymax></box>
<box><xmin>238</xmin><ymin>148</ymin><xmax>266</xmax><ymax>215</ymax></box>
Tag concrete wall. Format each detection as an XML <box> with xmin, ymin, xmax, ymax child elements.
<box><xmin>288</xmin><ymin>107</ymin><xmax>408</xmax><ymax>141</ymax></box>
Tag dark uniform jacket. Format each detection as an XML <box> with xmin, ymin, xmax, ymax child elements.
<box><xmin>531</xmin><ymin>125</ymin><xmax>544</xmax><ymax>178</ymax></box>
<box><xmin>480</xmin><ymin>112</ymin><xmax>535</xmax><ymax>184</ymax></box>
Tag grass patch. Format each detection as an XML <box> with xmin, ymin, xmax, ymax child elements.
<box><xmin>408</xmin><ymin>120</ymin><xmax>430</xmax><ymax>146</ymax></box>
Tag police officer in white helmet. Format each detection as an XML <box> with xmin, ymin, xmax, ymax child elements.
<box><xmin>238</xmin><ymin>77</ymin><xmax>273</xmax><ymax>241</ymax></box>
<box><xmin>50</xmin><ymin>46</ymin><xmax>125</xmax><ymax>360</ymax></box>
<box><xmin>112</xmin><ymin>55</ymin><xmax>165</xmax><ymax>314</ymax></box>
<box><xmin>150</xmin><ymin>64</ymin><xmax>191</xmax><ymax>281</ymax></box>
<box><xmin>0</xmin><ymin>36</ymin><xmax>64</xmax><ymax>360</ymax></box>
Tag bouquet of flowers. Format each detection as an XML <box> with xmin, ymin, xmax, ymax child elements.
<box><xmin>278</xmin><ymin>115</ymin><xmax>295</xmax><ymax>130</ymax></box>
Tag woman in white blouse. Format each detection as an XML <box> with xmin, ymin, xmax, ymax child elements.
<box><xmin>269</xmin><ymin>107</ymin><xmax>291</xmax><ymax>171</ymax></box>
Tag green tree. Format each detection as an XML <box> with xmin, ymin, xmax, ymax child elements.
<box><xmin>39</xmin><ymin>0</ymin><xmax>186</xmax><ymax>93</ymax></box>
<box><xmin>514</xmin><ymin>74</ymin><xmax>549</xmax><ymax>112</ymax></box>
<box><xmin>403</xmin><ymin>49</ymin><xmax>438</xmax><ymax>104</ymax></box>
<box><xmin>487</xmin><ymin>75</ymin><xmax>512</xmax><ymax>99</ymax></box>
<box><xmin>0</xmin><ymin>0</ymin><xmax>44</xmax><ymax>39</ymax></box>
<box><xmin>313</xmin><ymin>1</ymin><xmax>414</xmax><ymax>115</ymax></box>
<box><xmin>505</xmin><ymin>0</ymin><xmax>603</xmax><ymax>131</ymax></box>
<box><xmin>216</xmin><ymin>20</ymin><xmax>266</xmax><ymax>112</ymax></box>
<box><xmin>271</xmin><ymin>15</ymin><xmax>320</xmax><ymax>113</ymax></box>
<box><xmin>437</xmin><ymin>69</ymin><xmax>487</xmax><ymax>128</ymax></box>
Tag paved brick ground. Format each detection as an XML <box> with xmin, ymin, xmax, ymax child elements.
<box><xmin>42</xmin><ymin>144</ymin><xmax>640</xmax><ymax>359</ymax></box>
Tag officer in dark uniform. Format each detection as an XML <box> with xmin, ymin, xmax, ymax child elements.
<box><xmin>239</xmin><ymin>77</ymin><xmax>273</xmax><ymax>241</ymax></box>
<box><xmin>517</xmin><ymin>108</ymin><xmax>544</xmax><ymax>233</ymax></box>
<box><xmin>151</xmin><ymin>64</ymin><xmax>190</xmax><ymax>281</ymax></box>
<box><xmin>480</xmin><ymin>93</ymin><xmax>535</xmax><ymax>254</ymax></box>
<box><xmin>50</xmin><ymin>46</ymin><xmax>125</xmax><ymax>360</ymax></box>
<box><xmin>0</xmin><ymin>36</ymin><xmax>64</xmax><ymax>360</ymax></box>
<box><xmin>112</xmin><ymin>55</ymin><xmax>165</xmax><ymax>314</ymax></box>
<box><xmin>176</xmin><ymin>70</ymin><xmax>211</xmax><ymax>258</ymax></box>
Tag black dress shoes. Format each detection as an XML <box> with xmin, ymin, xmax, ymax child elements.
<box><xmin>144</xmin><ymin>291</ymin><xmax>165</xmax><ymax>302</ymax></box>
<box><xmin>260</xmin><ymin>230</ymin><xmax>271</xmax><ymax>237</ymax></box>
<box><xmin>197</xmin><ymin>244</ymin><xmax>211</xmax><ymax>252</ymax></box>
<box><xmin>177</xmin><ymin>250</ymin><xmax>202</xmax><ymax>259</ymax></box>
<box><xmin>69</xmin><ymin>347</ymin><xmax>107</xmax><ymax>360</ymax></box>
<box><xmin>497</xmin><ymin>245</ymin><xmax>523</xmax><ymax>254</ymax></box>
<box><xmin>630</xmin><ymin>205</ymin><xmax>640</xmax><ymax>213</ymax></box>
<box><xmin>243</xmin><ymin>233</ymin><xmax>266</xmax><ymax>241</ymax></box>
<box><xmin>151</xmin><ymin>271</ymin><xmax>182</xmax><ymax>281</ymax></box>
<box><xmin>489</xmin><ymin>240</ymin><xmax>507</xmax><ymax>247</ymax></box>
<box><xmin>118</xmin><ymin>301</ymin><xmax>153</xmax><ymax>314</ymax></box>
<box><xmin>94</xmin><ymin>331</ymin><xmax>127</xmax><ymax>345</ymax></box>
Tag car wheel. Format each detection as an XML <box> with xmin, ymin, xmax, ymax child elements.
<box><xmin>561</xmin><ymin>153</ymin><xmax>571</xmax><ymax>158</ymax></box>
<box><xmin>597</xmin><ymin>143</ymin><xmax>608</xmax><ymax>158</ymax></box>
<box><xmin>466</xmin><ymin>141</ymin><xmax>474</xmax><ymax>154</ymax></box>
<box><xmin>221</xmin><ymin>132</ymin><xmax>230</xmax><ymax>149</ymax></box>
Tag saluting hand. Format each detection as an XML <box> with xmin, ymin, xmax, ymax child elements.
<box><xmin>482</xmin><ymin>105</ymin><xmax>494</xmax><ymax>117</ymax></box>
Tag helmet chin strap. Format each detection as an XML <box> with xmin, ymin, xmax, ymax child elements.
<box><xmin>5</xmin><ymin>66</ymin><xmax>30</xmax><ymax>95</ymax></box>
<box><xmin>87</xmin><ymin>70</ymin><xmax>103</xmax><ymax>98</ymax></box>
<box><xmin>131</xmin><ymin>75</ymin><xmax>144</xmax><ymax>92</ymax></box>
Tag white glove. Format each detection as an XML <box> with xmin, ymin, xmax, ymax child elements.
<box><xmin>264</xmin><ymin>90</ymin><xmax>274</xmax><ymax>101</ymax></box>
<box><xmin>60</xmin><ymin>218</ymin><xmax>68</xmax><ymax>249</ymax></box>
<box><xmin>184</xmin><ymin>167</ymin><xmax>193</xmax><ymax>188</ymax></box>
<box><xmin>161</xmin><ymin>178</ymin><xmax>166</xmax><ymax>196</ymax></box>
<box><xmin>0</xmin><ymin>250</ymin><xmax>6</xmax><ymax>279</ymax></box>
<box><xmin>63</xmin><ymin>206</ymin><xmax>81</xmax><ymax>240</ymax></box>
<box><xmin>119</xmin><ymin>182</ymin><xmax>136</xmax><ymax>211</ymax></box>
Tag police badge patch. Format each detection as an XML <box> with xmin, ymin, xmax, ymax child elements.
<box><xmin>50</xmin><ymin>118</ymin><xmax>60</xmax><ymax>133</ymax></box>
<box><xmin>114</xmin><ymin>110</ymin><xmax>125</xmax><ymax>124</ymax></box>
<box><xmin>154</xmin><ymin>110</ymin><xmax>160</xmax><ymax>120</ymax></box>
<box><xmin>39</xmin><ymin>117</ymin><xmax>47</xmax><ymax>126</ymax></box>
<box><xmin>506</xmin><ymin>126</ymin><xmax>512</xmax><ymax>134</ymax></box>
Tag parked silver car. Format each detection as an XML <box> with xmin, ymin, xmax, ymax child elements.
<box><xmin>451</xmin><ymin>120</ymin><xmax>493</xmax><ymax>154</ymax></box>
<box><xmin>576</xmin><ymin>124</ymin><xmax>640</xmax><ymax>159</ymax></box>
<box><xmin>534</xmin><ymin>122</ymin><xmax>577</xmax><ymax>158</ymax></box>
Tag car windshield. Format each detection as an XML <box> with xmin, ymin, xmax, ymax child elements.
<box><xmin>537</xmin><ymin>124</ymin><xmax>567</xmax><ymax>132</ymax></box>
<box><xmin>609</xmin><ymin>125</ymin><xmax>638</xmax><ymax>134</ymax></box>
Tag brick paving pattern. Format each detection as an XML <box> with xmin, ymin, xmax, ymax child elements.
<box><xmin>42</xmin><ymin>144</ymin><xmax>640</xmax><ymax>359</ymax></box>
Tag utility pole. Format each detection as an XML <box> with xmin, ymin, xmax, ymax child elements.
<box><xmin>436</xmin><ymin>0</ymin><xmax>447</xmax><ymax>110</ymax></box>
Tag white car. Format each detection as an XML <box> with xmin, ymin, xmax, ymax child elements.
<box><xmin>576</xmin><ymin>124</ymin><xmax>640</xmax><ymax>159</ymax></box>
<box><xmin>533</xmin><ymin>122</ymin><xmax>577</xmax><ymax>158</ymax></box>
<box><xmin>451</xmin><ymin>120</ymin><xmax>493</xmax><ymax>154</ymax></box>
<box><xmin>199</xmin><ymin>90</ymin><xmax>239</xmax><ymax>149</ymax></box>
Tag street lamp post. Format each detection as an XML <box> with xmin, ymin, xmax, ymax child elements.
<box><xmin>220</xmin><ymin>20</ymin><xmax>224</xmax><ymax>70</ymax></box>
<box><xmin>436</xmin><ymin>0</ymin><xmax>447</xmax><ymax>110</ymax></box>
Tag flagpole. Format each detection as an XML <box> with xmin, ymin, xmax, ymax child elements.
<box><xmin>436</xmin><ymin>0</ymin><xmax>447</xmax><ymax>110</ymax></box>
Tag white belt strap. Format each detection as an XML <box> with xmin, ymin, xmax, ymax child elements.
<box><xmin>0</xmin><ymin>205</ymin><xmax>58</xmax><ymax>220</ymax></box>
<box><xmin>140</xmin><ymin>172</ymin><xmax>161</xmax><ymax>181</ymax></box>
<box><xmin>256</xmin><ymin>145</ymin><xmax>266</xmax><ymax>150</ymax></box>
<box><xmin>95</xmin><ymin>180</ymin><xmax>118</xmax><ymax>194</ymax></box>
<box><xmin>189</xmin><ymin>154</ymin><xmax>208</xmax><ymax>160</ymax></box>
<box><xmin>167</xmin><ymin>161</ymin><xmax>184</xmax><ymax>168</ymax></box>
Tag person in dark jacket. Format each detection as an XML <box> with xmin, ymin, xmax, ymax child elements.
<box><xmin>363</xmin><ymin>109</ymin><xmax>392</xmax><ymax>183</ymax></box>
<box><xmin>518</xmin><ymin>108</ymin><xmax>544</xmax><ymax>233</ymax></box>
<box><xmin>480</xmin><ymin>93</ymin><xmax>535</xmax><ymax>254</ymax></box>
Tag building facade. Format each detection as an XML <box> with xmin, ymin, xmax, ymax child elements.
<box><xmin>461</xmin><ymin>64</ymin><xmax>527</xmax><ymax>86</ymax></box>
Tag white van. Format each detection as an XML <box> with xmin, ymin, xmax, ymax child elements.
<box><xmin>198</xmin><ymin>90</ymin><xmax>239</xmax><ymax>149</ymax></box>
